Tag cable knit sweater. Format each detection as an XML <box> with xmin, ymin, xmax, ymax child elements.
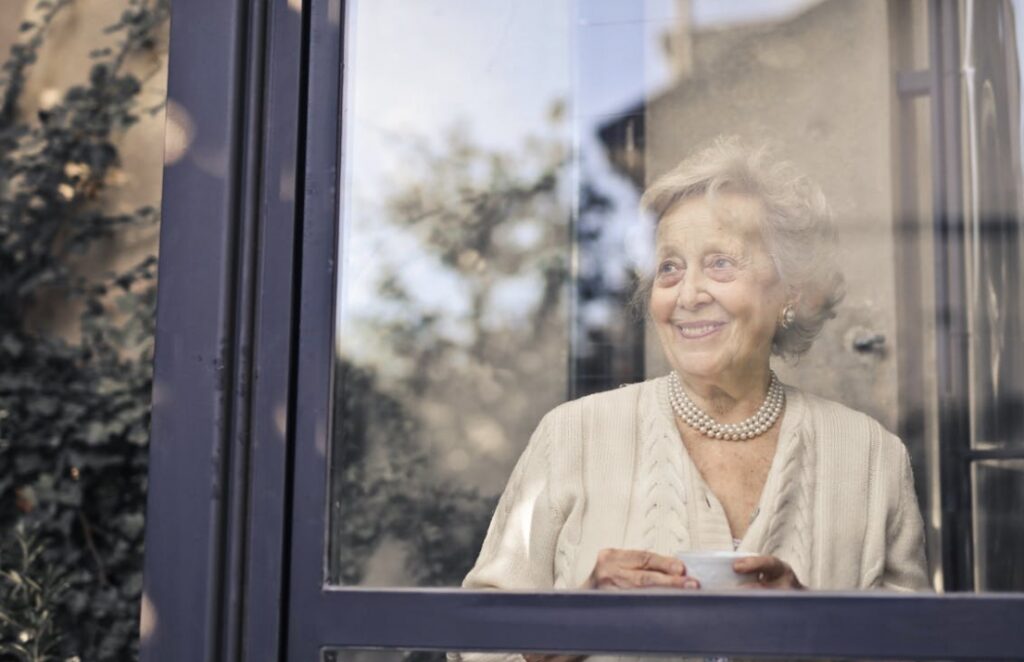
<box><xmin>463</xmin><ymin>376</ymin><xmax>929</xmax><ymax>594</ymax></box>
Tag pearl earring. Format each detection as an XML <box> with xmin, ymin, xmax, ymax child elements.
<box><xmin>780</xmin><ymin>304</ymin><xmax>796</xmax><ymax>329</ymax></box>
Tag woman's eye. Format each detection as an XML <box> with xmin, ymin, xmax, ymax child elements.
<box><xmin>656</xmin><ymin>261</ymin><xmax>683</xmax><ymax>281</ymax></box>
<box><xmin>706</xmin><ymin>256</ymin><xmax>738</xmax><ymax>281</ymax></box>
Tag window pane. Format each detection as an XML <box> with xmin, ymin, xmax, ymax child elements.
<box><xmin>964</xmin><ymin>0</ymin><xmax>1024</xmax><ymax>449</ymax></box>
<box><xmin>321</xmin><ymin>649</ymin><xmax>955</xmax><ymax>662</ymax></box>
<box><xmin>330</xmin><ymin>0</ymin><xmax>578</xmax><ymax>588</ymax></box>
<box><xmin>328</xmin><ymin>0</ymin><xmax>956</xmax><ymax>592</ymax></box>
<box><xmin>972</xmin><ymin>459</ymin><xmax>1024</xmax><ymax>591</ymax></box>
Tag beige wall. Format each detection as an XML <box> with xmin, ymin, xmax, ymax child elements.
<box><xmin>0</xmin><ymin>0</ymin><xmax>30</xmax><ymax>57</ymax></box>
<box><xmin>642</xmin><ymin>0</ymin><xmax>901</xmax><ymax>430</ymax></box>
<box><xmin>640</xmin><ymin>0</ymin><xmax>944</xmax><ymax>588</ymax></box>
<box><xmin>6</xmin><ymin>0</ymin><xmax>168</xmax><ymax>338</ymax></box>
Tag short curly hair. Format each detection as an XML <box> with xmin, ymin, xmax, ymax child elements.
<box><xmin>636</xmin><ymin>136</ymin><xmax>845</xmax><ymax>358</ymax></box>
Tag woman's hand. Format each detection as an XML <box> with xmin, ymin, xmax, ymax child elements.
<box><xmin>519</xmin><ymin>550</ymin><xmax>695</xmax><ymax>662</ymax></box>
<box><xmin>733</xmin><ymin>555</ymin><xmax>804</xmax><ymax>589</ymax></box>
<box><xmin>583</xmin><ymin>548</ymin><xmax>699</xmax><ymax>590</ymax></box>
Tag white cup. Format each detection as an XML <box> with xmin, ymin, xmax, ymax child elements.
<box><xmin>675</xmin><ymin>551</ymin><xmax>758</xmax><ymax>589</ymax></box>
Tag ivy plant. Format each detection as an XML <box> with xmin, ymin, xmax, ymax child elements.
<box><xmin>0</xmin><ymin>0</ymin><xmax>168</xmax><ymax>658</ymax></box>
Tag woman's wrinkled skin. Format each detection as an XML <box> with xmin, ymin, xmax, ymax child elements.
<box><xmin>587</xmin><ymin>192</ymin><xmax>804</xmax><ymax>593</ymax></box>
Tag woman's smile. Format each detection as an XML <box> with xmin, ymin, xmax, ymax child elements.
<box><xmin>674</xmin><ymin>320</ymin><xmax>727</xmax><ymax>340</ymax></box>
<box><xmin>649</xmin><ymin>193</ymin><xmax>785</xmax><ymax>386</ymax></box>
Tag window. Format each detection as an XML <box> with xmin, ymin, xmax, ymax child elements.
<box><xmin>326</xmin><ymin>0</ymin><xmax>960</xmax><ymax>595</ymax></box>
<box><xmin>143</xmin><ymin>1</ymin><xmax>1024</xmax><ymax>661</ymax></box>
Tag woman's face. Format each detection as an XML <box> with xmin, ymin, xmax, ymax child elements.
<box><xmin>649</xmin><ymin>192</ymin><xmax>786</xmax><ymax>387</ymax></box>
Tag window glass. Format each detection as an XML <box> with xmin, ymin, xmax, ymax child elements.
<box><xmin>321</xmin><ymin>648</ymin><xmax>954</xmax><ymax>662</ymax></box>
<box><xmin>327</xmin><ymin>0</ymin><xmax>1023</xmax><ymax>595</ymax></box>
<box><xmin>330</xmin><ymin>0</ymin><xmax>577</xmax><ymax>587</ymax></box>
<box><xmin>964</xmin><ymin>0</ymin><xmax>1024</xmax><ymax>451</ymax></box>
<box><xmin>972</xmin><ymin>460</ymin><xmax>1024</xmax><ymax>591</ymax></box>
<box><xmin>961</xmin><ymin>0</ymin><xmax>1024</xmax><ymax>592</ymax></box>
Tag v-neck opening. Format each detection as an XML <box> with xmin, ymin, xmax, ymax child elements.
<box><xmin>654</xmin><ymin>375</ymin><xmax>805</xmax><ymax>551</ymax></box>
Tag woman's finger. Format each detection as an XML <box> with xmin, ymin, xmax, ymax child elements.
<box><xmin>739</xmin><ymin>575</ymin><xmax>782</xmax><ymax>588</ymax></box>
<box><xmin>636</xmin><ymin>550</ymin><xmax>688</xmax><ymax>576</ymax></box>
<box><xmin>733</xmin><ymin>555</ymin><xmax>781</xmax><ymax>577</ymax></box>
<box><xmin>760</xmin><ymin>557</ymin><xmax>788</xmax><ymax>580</ymax></box>
<box><xmin>615</xmin><ymin>549</ymin><xmax>687</xmax><ymax>576</ymax></box>
<box><xmin>587</xmin><ymin>548</ymin><xmax>691</xmax><ymax>590</ymax></box>
<box><xmin>619</xmin><ymin>569</ymin><xmax>697</xmax><ymax>590</ymax></box>
<box><xmin>734</xmin><ymin>555</ymin><xmax>802</xmax><ymax>589</ymax></box>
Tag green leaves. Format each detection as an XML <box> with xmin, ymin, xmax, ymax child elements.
<box><xmin>0</xmin><ymin>525</ymin><xmax>70</xmax><ymax>662</ymax></box>
<box><xmin>0</xmin><ymin>0</ymin><xmax>169</xmax><ymax>659</ymax></box>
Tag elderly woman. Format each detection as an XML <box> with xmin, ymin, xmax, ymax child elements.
<box><xmin>461</xmin><ymin>138</ymin><xmax>928</xmax><ymax>598</ymax></box>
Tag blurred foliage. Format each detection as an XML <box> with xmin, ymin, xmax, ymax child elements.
<box><xmin>329</xmin><ymin>124</ymin><xmax>639</xmax><ymax>662</ymax></box>
<box><xmin>332</xmin><ymin>362</ymin><xmax>500</xmax><ymax>587</ymax></box>
<box><xmin>0</xmin><ymin>0</ymin><xmax>167</xmax><ymax>659</ymax></box>
<box><xmin>329</xmin><ymin>119</ymin><xmax>641</xmax><ymax>599</ymax></box>
<box><xmin>374</xmin><ymin>127</ymin><xmax>569</xmax><ymax>385</ymax></box>
<box><xmin>331</xmin><ymin>126</ymin><xmax>571</xmax><ymax>588</ymax></box>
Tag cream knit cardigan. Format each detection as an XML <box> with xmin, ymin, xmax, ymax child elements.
<box><xmin>463</xmin><ymin>375</ymin><xmax>929</xmax><ymax>594</ymax></box>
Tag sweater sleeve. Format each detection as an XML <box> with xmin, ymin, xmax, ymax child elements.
<box><xmin>451</xmin><ymin>412</ymin><xmax>572</xmax><ymax>662</ymax></box>
<box><xmin>881</xmin><ymin>444</ymin><xmax>931</xmax><ymax>591</ymax></box>
<box><xmin>462</xmin><ymin>409</ymin><xmax>570</xmax><ymax>591</ymax></box>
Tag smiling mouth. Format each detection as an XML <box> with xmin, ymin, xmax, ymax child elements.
<box><xmin>673</xmin><ymin>321</ymin><xmax>726</xmax><ymax>339</ymax></box>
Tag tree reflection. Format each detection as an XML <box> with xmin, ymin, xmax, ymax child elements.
<box><xmin>330</xmin><ymin>122</ymin><xmax>573</xmax><ymax>587</ymax></box>
<box><xmin>331</xmin><ymin>361</ymin><xmax>498</xmax><ymax>586</ymax></box>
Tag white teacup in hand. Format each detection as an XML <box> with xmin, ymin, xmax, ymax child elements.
<box><xmin>675</xmin><ymin>551</ymin><xmax>758</xmax><ymax>590</ymax></box>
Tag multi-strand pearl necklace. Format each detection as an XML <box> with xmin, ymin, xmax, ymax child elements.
<box><xmin>668</xmin><ymin>371</ymin><xmax>785</xmax><ymax>441</ymax></box>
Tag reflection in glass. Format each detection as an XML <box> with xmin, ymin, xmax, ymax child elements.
<box><xmin>328</xmin><ymin>0</ymin><xmax>930</xmax><ymax>589</ymax></box>
<box><xmin>964</xmin><ymin>0</ymin><xmax>1024</xmax><ymax>450</ymax></box>
<box><xmin>327</xmin><ymin>0</ymin><xmax>1024</xmax><ymax>593</ymax></box>
<box><xmin>330</xmin><ymin>0</ymin><xmax>576</xmax><ymax>587</ymax></box>
<box><xmin>329</xmin><ymin>0</ymin><xmax>666</xmax><ymax>587</ymax></box>
<box><xmin>973</xmin><ymin>460</ymin><xmax>1024</xmax><ymax>591</ymax></box>
<box><xmin>960</xmin><ymin>0</ymin><xmax>1024</xmax><ymax>593</ymax></box>
<box><xmin>321</xmin><ymin>648</ymin><xmax>953</xmax><ymax>662</ymax></box>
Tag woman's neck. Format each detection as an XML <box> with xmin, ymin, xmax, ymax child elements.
<box><xmin>677</xmin><ymin>366</ymin><xmax>772</xmax><ymax>422</ymax></box>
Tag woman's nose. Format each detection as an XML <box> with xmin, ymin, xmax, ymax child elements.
<box><xmin>675</xmin><ymin>272</ymin><xmax>712</xmax><ymax>310</ymax></box>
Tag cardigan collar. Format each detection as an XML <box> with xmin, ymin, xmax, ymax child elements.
<box><xmin>640</xmin><ymin>375</ymin><xmax>813</xmax><ymax>575</ymax></box>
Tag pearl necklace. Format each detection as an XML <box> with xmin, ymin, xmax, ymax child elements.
<box><xmin>668</xmin><ymin>371</ymin><xmax>785</xmax><ymax>441</ymax></box>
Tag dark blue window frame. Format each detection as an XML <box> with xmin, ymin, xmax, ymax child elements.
<box><xmin>140</xmin><ymin>1</ymin><xmax>1024</xmax><ymax>661</ymax></box>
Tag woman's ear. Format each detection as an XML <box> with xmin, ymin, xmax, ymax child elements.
<box><xmin>783</xmin><ymin>285</ymin><xmax>802</xmax><ymax>311</ymax></box>
<box><xmin>777</xmin><ymin>288</ymin><xmax>802</xmax><ymax>329</ymax></box>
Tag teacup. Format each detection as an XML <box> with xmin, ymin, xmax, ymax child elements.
<box><xmin>675</xmin><ymin>551</ymin><xmax>758</xmax><ymax>590</ymax></box>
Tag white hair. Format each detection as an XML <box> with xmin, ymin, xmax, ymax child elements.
<box><xmin>636</xmin><ymin>136</ymin><xmax>845</xmax><ymax>358</ymax></box>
